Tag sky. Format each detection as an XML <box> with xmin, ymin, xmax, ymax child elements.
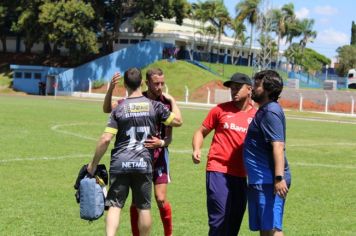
<box><xmin>188</xmin><ymin>0</ymin><xmax>355</xmax><ymax>60</ymax></box>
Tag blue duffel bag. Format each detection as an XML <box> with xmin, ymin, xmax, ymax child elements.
<box><xmin>79</xmin><ymin>176</ymin><xmax>105</xmax><ymax>221</ymax></box>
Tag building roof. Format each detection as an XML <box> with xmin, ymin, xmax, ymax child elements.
<box><xmin>120</xmin><ymin>17</ymin><xmax>259</xmax><ymax>51</ymax></box>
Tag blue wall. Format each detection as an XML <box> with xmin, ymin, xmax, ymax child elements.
<box><xmin>185</xmin><ymin>50</ymin><xmax>250</xmax><ymax>66</ymax></box>
<box><xmin>57</xmin><ymin>41</ymin><xmax>172</xmax><ymax>92</ymax></box>
<box><xmin>11</xmin><ymin>65</ymin><xmax>68</xmax><ymax>94</ymax></box>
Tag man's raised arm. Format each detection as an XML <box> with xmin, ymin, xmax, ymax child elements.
<box><xmin>103</xmin><ymin>73</ymin><xmax>120</xmax><ymax>113</ymax></box>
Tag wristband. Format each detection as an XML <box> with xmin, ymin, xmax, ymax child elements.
<box><xmin>160</xmin><ymin>139</ymin><xmax>165</xmax><ymax>147</ymax></box>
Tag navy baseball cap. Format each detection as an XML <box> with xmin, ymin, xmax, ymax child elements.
<box><xmin>223</xmin><ymin>72</ymin><xmax>252</xmax><ymax>87</ymax></box>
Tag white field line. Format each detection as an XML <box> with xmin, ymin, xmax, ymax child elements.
<box><xmin>287</xmin><ymin>115</ymin><xmax>356</xmax><ymax>124</ymax></box>
<box><xmin>51</xmin><ymin>123</ymin><xmax>98</xmax><ymax>141</ymax></box>
<box><xmin>2</xmin><ymin>153</ymin><xmax>356</xmax><ymax>169</ymax></box>
<box><xmin>46</xmin><ymin>122</ymin><xmax>356</xmax><ymax>170</ymax></box>
<box><xmin>0</xmin><ymin>150</ymin><xmax>196</xmax><ymax>163</ymax></box>
<box><xmin>52</xmin><ymin>123</ymin><xmax>355</xmax><ymax>148</ymax></box>
<box><xmin>291</xmin><ymin>162</ymin><xmax>356</xmax><ymax>169</ymax></box>
<box><xmin>0</xmin><ymin>154</ymin><xmax>90</xmax><ymax>163</ymax></box>
<box><xmin>288</xmin><ymin>142</ymin><xmax>356</xmax><ymax>147</ymax></box>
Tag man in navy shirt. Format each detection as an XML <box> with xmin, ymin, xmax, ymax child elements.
<box><xmin>243</xmin><ymin>70</ymin><xmax>291</xmax><ymax>236</ymax></box>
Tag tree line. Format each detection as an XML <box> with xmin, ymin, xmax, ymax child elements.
<box><xmin>0</xmin><ymin>0</ymin><xmax>345</xmax><ymax>74</ymax></box>
<box><xmin>0</xmin><ymin>0</ymin><xmax>189</xmax><ymax>63</ymax></box>
<box><xmin>336</xmin><ymin>21</ymin><xmax>356</xmax><ymax>76</ymax></box>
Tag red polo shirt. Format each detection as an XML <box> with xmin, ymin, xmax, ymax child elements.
<box><xmin>202</xmin><ymin>101</ymin><xmax>256</xmax><ymax>177</ymax></box>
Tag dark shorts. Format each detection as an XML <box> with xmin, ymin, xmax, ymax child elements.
<box><xmin>153</xmin><ymin>147</ymin><xmax>170</xmax><ymax>185</ymax></box>
<box><xmin>105</xmin><ymin>173</ymin><xmax>152</xmax><ymax>209</ymax></box>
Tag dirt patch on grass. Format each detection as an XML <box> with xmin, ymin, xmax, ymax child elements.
<box><xmin>91</xmin><ymin>84</ymin><xmax>127</xmax><ymax>97</ymax></box>
<box><xmin>190</xmin><ymin>80</ymin><xmax>227</xmax><ymax>103</ymax></box>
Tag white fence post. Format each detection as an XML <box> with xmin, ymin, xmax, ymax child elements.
<box><xmin>351</xmin><ymin>95</ymin><xmax>354</xmax><ymax>115</ymax></box>
<box><xmin>71</xmin><ymin>79</ymin><xmax>74</xmax><ymax>95</ymax></box>
<box><xmin>185</xmin><ymin>86</ymin><xmax>189</xmax><ymax>104</ymax></box>
<box><xmin>54</xmin><ymin>76</ymin><xmax>58</xmax><ymax>99</ymax></box>
<box><xmin>165</xmin><ymin>84</ymin><xmax>169</xmax><ymax>94</ymax></box>
<box><xmin>324</xmin><ymin>93</ymin><xmax>328</xmax><ymax>113</ymax></box>
<box><xmin>88</xmin><ymin>78</ymin><xmax>92</xmax><ymax>94</ymax></box>
<box><xmin>299</xmin><ymin>93</ymin><xmax>303</xmax><ymax>112</ymax></box>
<box><xmin>207</xmin><ymin>87</ymin><xmax>211</xmax><ymax>104</ymax></box>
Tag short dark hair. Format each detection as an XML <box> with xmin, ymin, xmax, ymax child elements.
<box><xmin>146</xmin><ymin>68</ymin><xmax>163</xmax><ymax>81</ymax></box>
<box><xmin>124</xmin><ymin>68</ymin><xmax>142</xmax><ymax>90</ymax></box>
<box><xmin>253</xmin><ymin>70</ymin><xmax>283</xmax><ymax>101</ymax></box>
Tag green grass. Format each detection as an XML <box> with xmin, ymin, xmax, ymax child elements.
<box><xmin>201</xmin><ymin>62</ymin><xmax>289</xmax><ymax>81</ymax></box>
<box><xmin>107</xmin><ymin>60</ymin><xmax>224</xmax><ymax>101</ymax></box>
<box><xmin>0</xmin><ymin>73</ymin><xmax>12</xmax><ymax>87</ymax></box>
<box><xmin>0</xmin><ymin>59</ymin><xmax>288</xmax><ymax>99</ymax></box>
<box><xmin>141</xmin><ymin>60</ymin><xmax>223</xmax><ymax>100</ymax></box>
<box><xmin>0</xmin><ymin>65</ymin><xmax>13</xmax><ymax>87</ymax></box>
<box><xmin>201</xmin><ymin>62</ymin><xmax>254</xmax><ymax>78</ymax></box>
<box><xmin>0</xmin><ymin>95</ymin><xmax>356</xmax><ymax>235</ymax></box>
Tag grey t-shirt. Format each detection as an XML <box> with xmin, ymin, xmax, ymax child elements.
<box><xmin>106</xmin><ymin>96</ymin><xmax>173</xmax><ymax>174</ymax></box>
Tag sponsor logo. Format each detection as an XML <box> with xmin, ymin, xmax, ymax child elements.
<box><xmin>129</xmin><ymin>102</ymin><xmax>149</xmax><ymax>112</ymax></box>
<box><xmin>122</xmin><ymin>158</ymin><xmax>147</xmax><ymax>169</ymax></box>
<box><xmin>125</xmin><ymin>112</ymin><xmax>149</xmax><ymax>118</ymax></box>
<box><xmin>124</xmin><ymin>102</ymin><xmax>150</xmax><ymax>118</ymax></box>
<box><xmin>247</xmin><ymin>118</ymin><xmax>253</xmax><ymax>124</ymax></box>
<box><xmin>223</xmin><ymin>122</ymin><xmax>247</xmax><ymax>133</ymax></box>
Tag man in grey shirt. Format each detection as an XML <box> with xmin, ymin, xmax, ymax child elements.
<box><xmin>87</xmin><ymin>67</ymin><xmax>182</xmax><ymax>236</ymax></box>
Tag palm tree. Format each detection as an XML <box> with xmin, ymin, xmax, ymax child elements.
<box><xmin>284</xmin><ymin>43</ymin><xmax>302</xmax><ymax>66</ymax></box>
<box><xmin>231</xmin><ymin>19</ymin><xmax>247</xmax><ymax>64</ymax></box>
<box><xmin>283</xmin><ymin>17</ymin><xmax>304</xmax><ymax>71</ymax></box>
<box><xmin>299</xmin><ymin>18</ymin><xmax>317</xmax><ymax>54</ymax></box>
<box><xmin>236</xmin><ymin>0</ymin><xmax>261</xmax><ymax>66</ymax></box>
<box><xmin>258</xmin><ymin>34</ymin><xmax>277</xmax><ymax>66</ymax></box>
<box><xmin>190</xmin><ymin>1</ymin><xmax>215</xmax><ymax>62</ymax></box>
<box><xmin>202</xmin><ymin>25</ymin><xmax>217</xmax><ymax>62</ymax></box>
<box><xmin>198</xmin><ymin>1</ymin><xmax>231</xmax><ymax>63</ymax></box>
<box><xmin>281</xmin><ymin>3</ymin><xmax>296</xmax><ymax>26</ymax></box>
<box><xmin>285</xmin><ymin>18</ymin><xmax>303</xmax><ymax>45</ymax></box>
<box><xmin>188</xmin><ymin>3</ymin><xmax>202</xmax><ymax>60</ymax></box>
<box><xmin>213</xmin><ymin>2</ymin><xmax>230</xmax><ymax>63</ymax></box>
<box><xmin>270</xmin><ymin>3</ymin><xmax>295</xmax><ymax>65</ymax></box>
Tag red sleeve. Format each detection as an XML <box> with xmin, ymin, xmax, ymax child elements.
<box><xmin>202</xmin><ymin>106</ymin><xmax>220</xmax><ymax>130</ymax></box>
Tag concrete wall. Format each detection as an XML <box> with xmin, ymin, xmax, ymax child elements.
<box><xmin>57</xmin><ymin>40</ymin><xmax>172</xmax><ymax>93</ymax></box>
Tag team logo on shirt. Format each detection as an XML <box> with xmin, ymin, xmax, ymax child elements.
<box><xmin>247</xmin><ymin>118</ymin><xmax>253</xmax><ymax>124</ymax></box>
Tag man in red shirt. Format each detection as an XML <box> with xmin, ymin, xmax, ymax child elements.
<box><xmin>192</xmin><ymin>72</ymin><xmax>256</xmax><ymax>236</ymax></box>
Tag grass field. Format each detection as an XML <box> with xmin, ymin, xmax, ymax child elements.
<box><xmin>1</xmin><ymin>94</ymin><xmax>356</xmax><ymax>235</ymax></box>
